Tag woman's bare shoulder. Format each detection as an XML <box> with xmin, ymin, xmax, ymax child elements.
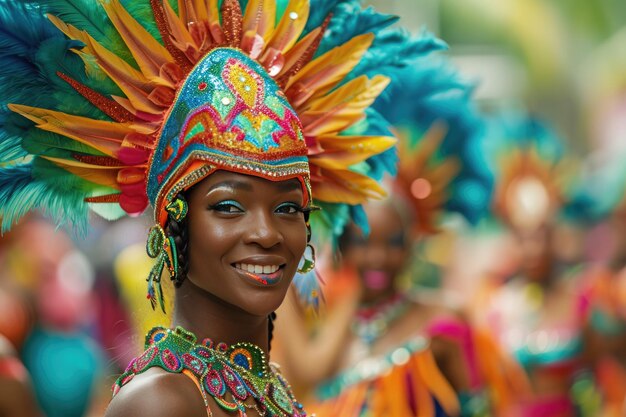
<box><xmin>104</xmin><ymin>367</ymin><xmax>207</xmax><ymax>417</ymax></box>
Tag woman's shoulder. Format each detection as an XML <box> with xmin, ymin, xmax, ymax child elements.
<box><xmin>105</xmin><ymin>367</ymin><xmax>207</xmax><ymax>417</ymax></box>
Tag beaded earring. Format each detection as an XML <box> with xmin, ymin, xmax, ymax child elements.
<box><xmin>145</xmin><ymin>196</ymin><xmax>188</xmax><ymax>312</ymax></box>
<box><xmin>297</xmin><ymin>222</ymin><xmax>316</xmax><ymax>274</ymax></box>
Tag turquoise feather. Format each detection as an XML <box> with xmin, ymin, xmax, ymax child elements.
<box><xmin>36</xmin><ymin>0</ymin><xmax>136</xmax><ymax>67</ymax></box>
<box><xmin>373</xmin><ymin>55</ymin><xmax>492</xmax><ymax>225</ymax></box>
<box><xmin>0</xmin><ymin>163</ymin><xmax>89</xmax><ymax>234</ymax></box>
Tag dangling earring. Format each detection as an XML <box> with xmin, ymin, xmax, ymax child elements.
<box><xmin>166</xmin><ymin>196</ymin><xmax>188</xmax><ymax>222</ymax></box>
<box><xmin>297</xmin><ymin>223</ymin><xmax>316</xmax><ymax>274</ymax></box>
<box><xmin>144</xmin><ymin>196</ymin><xmax>187</xmax><ymax>313</ymax></box>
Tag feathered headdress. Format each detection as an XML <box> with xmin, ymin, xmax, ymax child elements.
<box><xmin>487</xmin><ymin>114</ymin><xmax>578</xmax><ymax>231</ymax></box>
<box><xmin>371</xmin><ymin>56</ymin><xmax>492</xmax><ymax>234</ymax></box>
<box><xmin>0</xmin><ymin>0</ymin><xmax>437</xmax><ymax>308</ymax></box>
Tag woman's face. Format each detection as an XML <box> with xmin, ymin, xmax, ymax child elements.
<box><xmin>185</xmin><ymin>171</ymin><xmax>308</xmax><ymax>316</ymax></box>
<box><xmin>514</xmin><ymin>226</ymin><xmax>553</xmax><ymax>282</ymax></box>
<box><xmin>341</xmin><ymin>201</ymin><xmax>411</xmax><ymax>303</ymax></box>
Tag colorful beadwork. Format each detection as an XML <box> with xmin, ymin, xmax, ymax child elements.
<box><xmin>114</xmin><ymin>326</ymin><xmax>307</xmax><ymax>417</ymax></box>
<box><xmin>165</xmin><ymin>197</ymin><xmax>188</xmax><ymax>222</ymax></box>
<box><xmin>149</xmin><ymin>48</ymin><xmax>311</xmax><ymax>226</ymax></box>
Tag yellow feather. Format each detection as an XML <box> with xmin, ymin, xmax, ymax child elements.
<box><xmin>192</xmin><ymin>0</ymin><xmax>208</xmax><ymax>23</ymax></box>
<box><xmin>163</xmin><ymin>0</ymin><xmax>200</xmax><ymax>58</ymax></box>
<box><xmin>177</xmin><ymin>0</ymin><xmax>189</xmax><ymax>24</ymax></box>
<box><xmin>252</xmin><ymin>0</ymin><xmax>276</xmax><ymax>42</ymax></box>
<box><xmin>47</xmin><ymin>14</ymin><xmax>94</xmax><ymax>55</ymax></box>
<box><xmin>89</xmin><ymin>41</ymin><xmax>165</xmax><ymax>115</ymax></box>
<box><xmin>301</xmin><ymin>75</ymin><xmax>390</xmax><ymax>136</ymax></box>
<box><xmin>267</xmin><ymin>0</ymin><xmax>309</xmax><ymax>53</ymax></box>
<box><xmin>9</xmin><ymin>104</ymin><xmax>133</xmax><ymax>156</ymax></box>
<box><xmin>285</xmin><ymin>33</ymin><xmax>374</xmax><ymax>107</ymax></box>
<box><xmin>46</xmin><ymin>159</ymin><xmax>120</xmax><ymax>188</ymax></box>
<box><xmin>101</xmin><ymin>0</ymin><xmax>174</xmax><ymax>82</ymax></box>
<box><xmin>55</xmin><ymin>24</ymin><xmax>165</xmax><ymax>116</ymax></box>
<box><xmin>277</xmin><ymin>26</ymin><xmax>321</xmax><ymax>76</ymax></box>
<box><xmin>205</xmin><ymin>0</ymin><xmax>223</xmax><ymax>41</ymax></box>
<box><xmin>311</xmin><ymin>167</ymin><xmax>387</xmax><ymax>204</ymax></box>
<box><xmin>316</xmin><ymin>134</ymin><xmax>395</xmax><ymax>154</ymax></box>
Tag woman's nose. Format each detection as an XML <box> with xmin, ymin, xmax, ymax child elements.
<box><xmin>243</xmin><ymin>209</ymin><xmax>284</xmax><ymax>248</ymax></box>
<box><xmin>365</xmin><ymin>243</ymin><xmax>389</xmax><ymax>269</ymax></box>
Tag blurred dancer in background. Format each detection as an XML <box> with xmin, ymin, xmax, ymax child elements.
<box><xmin>0</xmin><ymin>218</ymin><xmax>104</xmax><ymax>417</ymax></box>
<box><xmin>0</xmin><ymin>230</ymin><xmax>40</xmax><ymax>417</ymax></box>
<box><xmin>470</xmin><ymin>117</ymin><xmax>602</xmax><ymax>417</ymax></box>
<box><xmin>274</xmin><ymin>53</ymin><xmax>525</xmax><ymax>416</ymax></box>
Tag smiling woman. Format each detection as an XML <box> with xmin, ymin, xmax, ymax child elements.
<box><xmin>181</xmin><ymin>172</ymin><xmax>308</xmax><ymax>320</ymax></box>
<box><xmin>0</xmin><ymin>0</ymin><xmax>423</xmax><ymax>416</ymax></box>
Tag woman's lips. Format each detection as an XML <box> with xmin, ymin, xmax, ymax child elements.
<box><xmin>233</xmin><ymin>263</ymin><xmax>283</xmax><ymax>286</ymax></box>
<box><xmin>362</xmin><ymin>270</ymin><xmax>391</xmax><ymax>290</ymax></box>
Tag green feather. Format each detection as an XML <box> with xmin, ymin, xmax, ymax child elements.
<box><xmin>22</xmin><ymin>129</ymin><xmax>106</xmax><ymax>157</ymax></box>
<box><xmin>121</xmin><ymin>0</ymin><xmax>162</xmax><ymax>44</ymax></box>
<box><xmin>37</xmin><ymin>0</ymin><xmax>137</xmax><ymax>67</ymax></box>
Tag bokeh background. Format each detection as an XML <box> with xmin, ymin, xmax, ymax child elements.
<box><xmin>0</xmin><ymin>1</ymin><xmax>625</xmax><ymax>416</ymax></box>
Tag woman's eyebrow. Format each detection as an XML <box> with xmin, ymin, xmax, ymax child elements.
<box><xmin>207</xmin><ymin>181</ymin><xmax>254</xmax><ymax>193</ymax></box>
<box><xmin>276</xmin><ymin>180</ymin><xmax>302</xmax><ymax>193</ymax></box>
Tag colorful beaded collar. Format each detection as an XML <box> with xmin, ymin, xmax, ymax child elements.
<box><xmin>114</xmin><ymin>326</ymin><xmax>306</xmax><ymax>417</ymax></box>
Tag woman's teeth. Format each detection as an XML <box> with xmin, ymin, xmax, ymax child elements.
<box><xmin>235</xmin><ymin>263</ymin><xmax>280</xmax><ymax>274</ymax></box>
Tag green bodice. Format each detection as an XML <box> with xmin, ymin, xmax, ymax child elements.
<box><xmin>113</xmin><ymin>326</ymin><xmax>306</xmax><ymax>417</ymax></box>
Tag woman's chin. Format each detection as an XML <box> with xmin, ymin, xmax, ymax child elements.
<box><xmin>236</xmin><ymin>286</ymin><xmax>291</xmax><ymax>316</ymax></box>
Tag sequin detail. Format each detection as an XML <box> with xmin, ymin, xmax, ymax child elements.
<box><xmin>147</xmin><ymin>48</ymin><xmax>310</xmax><ymax>224</ymax></box>
<box><xmin>114</xmin><ymin>326</ymin><xmax>307</xmax><ymax>417</ymax></box>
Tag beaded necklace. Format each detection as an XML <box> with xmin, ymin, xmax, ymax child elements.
<box><xmin>113</xmin><ymin>326</ymin><xmax>306</xmax><ymax>417</ymax></box>
<box><xmin>351</xmin><ymin>293</ymin><xmax>411</xmax><ymax>346</ymax></box>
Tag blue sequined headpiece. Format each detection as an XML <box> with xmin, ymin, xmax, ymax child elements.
<box><xmin>148</xmin><ymin>48</ymin><xmax>310</xmax><ymax>226</ymax></box>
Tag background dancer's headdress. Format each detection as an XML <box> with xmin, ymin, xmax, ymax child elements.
<box><xmin>371</xmin><ymin>56</ymin><xmax>492</xmax><ymax>235</ymax></box>
<box><xmin>0</xmin><ymin>0</ymin><xmax>436</xmax><ymax>308</ymax></box>
<box><xmin>485</xmin><ymin>114</ymin><xmax>587</xmax><ymax>231</ymax></box>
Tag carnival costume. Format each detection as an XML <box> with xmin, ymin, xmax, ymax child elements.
<box><xmin>311</xmin><ymin>54</ymin><xmax>521</xmax><ymax>417</ymax></box>
<box><xmin>0</xmin><ymin>0</ymin><xmax>439</xmax><ymax>415</ymax></box>
<box><xmin>476</xmin><ymin>115</ymin><xmax>603</xmax><ymax>416</ymax></box>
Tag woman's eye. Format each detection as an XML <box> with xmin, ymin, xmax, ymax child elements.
<box><xmin>211</xmin><ymin>201</ymin><xmax>244</xmax><ymax>213</ymax></box>
<box><xmin>276</xmin><ymin>203</ymin><xmax>302</xmax><ymax>214</ymax></box>
<box><xmin>388</xmin><ymin>231</ymin><xmax>406</xmax><ymax>247</ymax></box>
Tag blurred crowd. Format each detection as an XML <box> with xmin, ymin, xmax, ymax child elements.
<box><xmin>1</xmin><ymin>1</ymin><xmax>625</xmax><ymax>417</ymax></box>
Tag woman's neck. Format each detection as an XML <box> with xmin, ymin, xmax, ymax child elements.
<box><xmin>172</xmin><ymin>280</ymin><xmax>270</xmax><ymax>354</ymax></box>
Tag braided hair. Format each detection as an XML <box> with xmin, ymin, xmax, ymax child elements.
<box><xmin>166</xmin><ymin>193</ymin><xmax>189</xmax><ymax>287</ymax></box>
<box><xmin>268</xmin><ymin>311</ymin><xmax>277</xmax><ymax>353</ymax></box>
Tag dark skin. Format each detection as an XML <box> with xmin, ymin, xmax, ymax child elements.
<box><xmin>340</xmin><ymin>201</ymin><xmax>471</xmax><ymax>392</ymax></box>
<box><xmin>275</xmin><ymin>199</ymin><xmax>471</xmax><ymax>397</ymax></box>
<box><xmin>105</xmin><ymin>171</ymin><xmax>308</xmax><ymax>417</ymax></box>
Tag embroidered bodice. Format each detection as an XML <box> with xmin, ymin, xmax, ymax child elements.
<box><xmin>114</xmin><ymin>326</ymin><xmax>306</xmax><ymax>417</ymax></box>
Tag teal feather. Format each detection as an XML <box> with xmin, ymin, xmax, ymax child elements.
<box><xmin>35</xmin><ymin>0</ymin><xmax>136</xmax><ymax>67</ymax></box>
<box><xmin>35</xmin><ymin>38</ymin><xmax>110</xmax><ymax>119</ymax></box>
<box><xmin>373</xmin><ymin>55</ymin><xmax>492</xmax><ymax>225</ymax></box>
<box><xmin>352</xmin><ymin>30</ymin><xmax>447</xmax><ymax>84</ymax></box>
<box><xmin>121</xmin><ymin>0</ymin><xmax>163</xmax><ymax>44</ymax></box>
<box><xmin>0</xmin><ymin>111</ymin><xmax>27</xmax><ymax>162</ymax></box>
<box><xmin>303</xmin><ymin>0</ymin><xmax>340</xmax><ymax>35</ymax></box>
<box><xmin>0</xmin><ymin>162</ymin><xmax>89</xmax><ymax>234</ymax></box>
<box><xmin>0</xmin><ymin>133</ymin><xmax>27</xmax><ymax>163</ymax></box>
<box><xmin>317</xmin><ymin>3</ymin><xmax>398</xmax><ymax>56</ymax></box>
